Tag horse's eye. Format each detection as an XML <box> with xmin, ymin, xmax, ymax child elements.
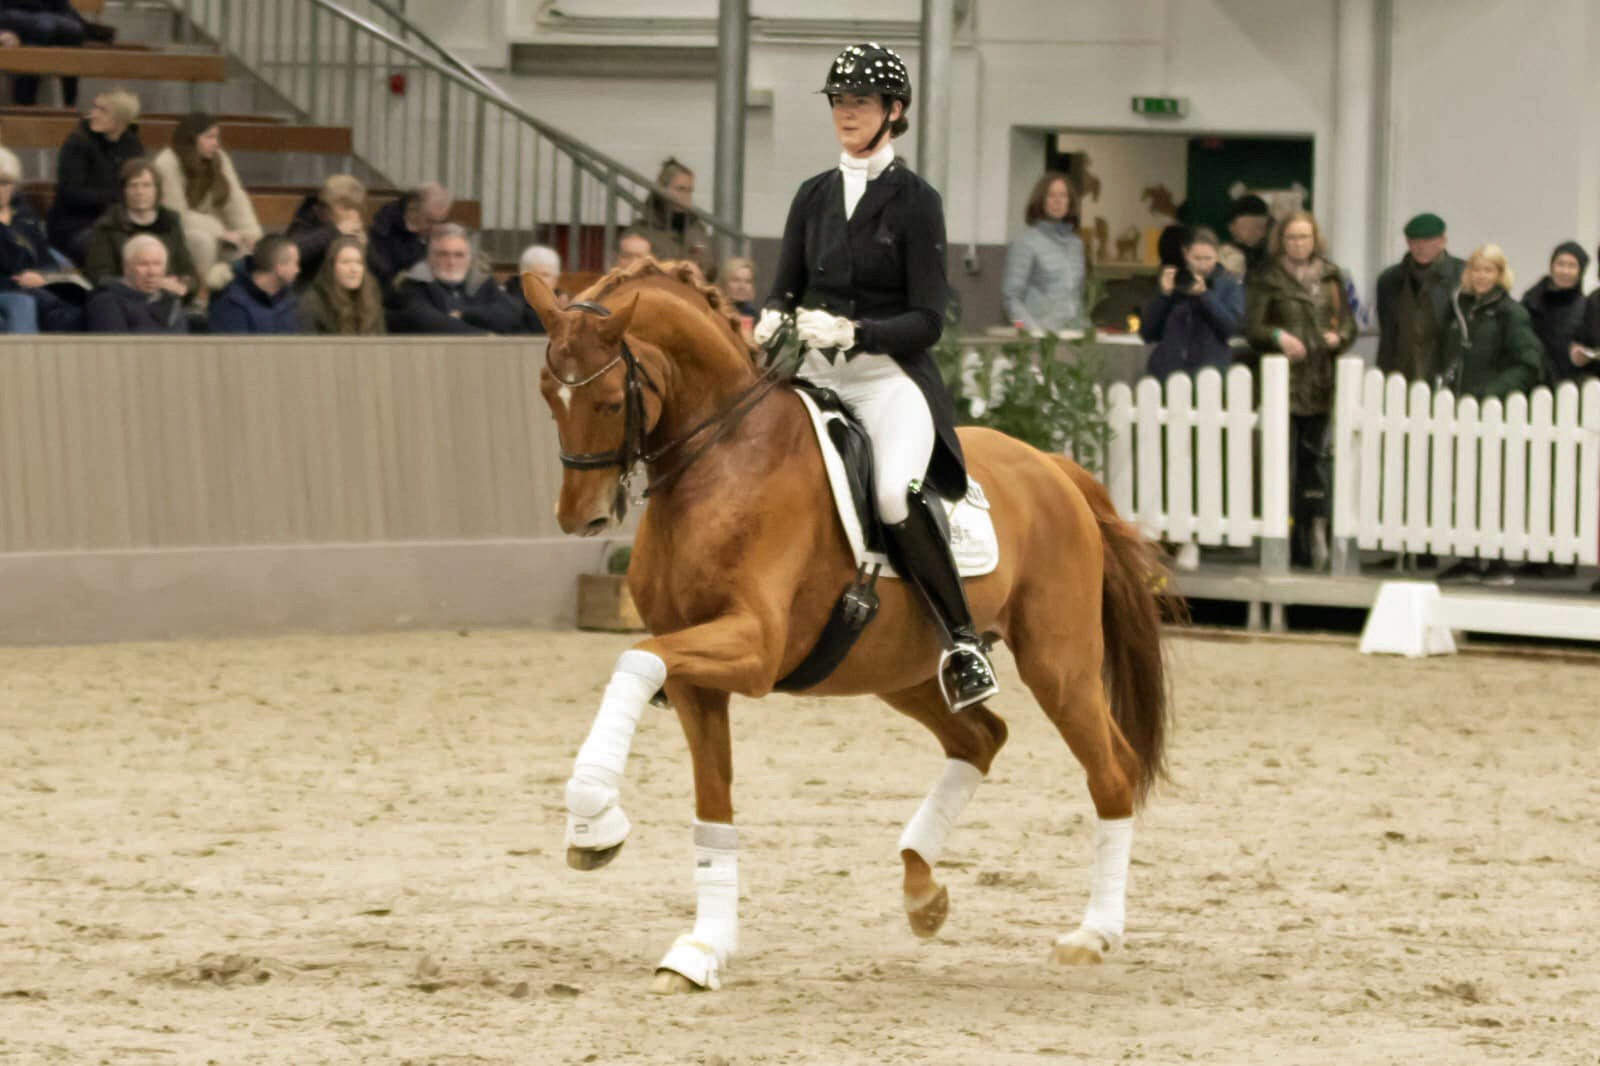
<box><xmin>599</xmin><ymin>401</ymin><xmax>624</xmax><ymax>415</ymax></box>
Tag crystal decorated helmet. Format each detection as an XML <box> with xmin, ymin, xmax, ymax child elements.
<box><xmin>820</xmin><ymin>42</ymin><xmax>912</xmax><ymax>108</ymax></box>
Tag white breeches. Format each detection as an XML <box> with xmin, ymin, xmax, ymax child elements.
<box><xmin>800</xmin><ymin>349</ymin><xmax>935</xmax><ymax>524</ymax></box>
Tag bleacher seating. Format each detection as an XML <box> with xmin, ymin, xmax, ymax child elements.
<box><xmin>0</xmin><ymin>46</ymin><xmax>225</xmax><ymax>83</ymax></box>
<box><xmin>1</xmin><ymin>113</ymin><xmax>353</xmax><ymax>155</ymax></box>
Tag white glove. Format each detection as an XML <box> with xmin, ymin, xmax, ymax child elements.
<box><xmin>753</xmin><ymin>308</ymin><xmax>786</xmax><ymax>346</ymax></box>
<box><xmin>795</xmin><ymin>308</ymin><xmax>856</xmax><ymax>352</ymax></box>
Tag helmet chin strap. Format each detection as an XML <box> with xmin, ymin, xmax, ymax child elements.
<box><xmin>863</xmin><ymin>99</ymin><xmax>899</xmax><ymax>153</ymax></box>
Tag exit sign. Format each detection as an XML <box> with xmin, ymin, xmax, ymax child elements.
<box><xmin>1132</xmin><ymin>95</ymin><xmax>1188</xmax><ymax>118</ymax></box>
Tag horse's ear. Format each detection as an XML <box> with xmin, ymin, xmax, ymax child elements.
<box><xmin>597</xmin><ymin>293</ymin><xmax>640</xmax><ymax>346</ymax></box>
<box><xmin>520</xmin><ymin>271</ymin><xmax>566</xmax><ymax>332</ymax></box>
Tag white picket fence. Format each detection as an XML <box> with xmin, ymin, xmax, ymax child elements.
<box><xmin>1103</xmin><ymin>357</ymin><xmax>1289</xmax><ymax>553</ymax></box>
<box><xmin>1331</xmin><ymin>357</ymin><xmax>1600</xmax><ymax>565</ymax></box>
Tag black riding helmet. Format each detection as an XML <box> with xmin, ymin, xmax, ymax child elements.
<box><xmin>820</xmin><ymin>42</ymin><xmax>911</xmax><ymax>151</ymax></box>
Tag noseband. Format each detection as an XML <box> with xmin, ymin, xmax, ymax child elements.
<box><xmin>548</xmin><ymin>298</ymin><xmax>791</xmax><ymax>516</ymax></box>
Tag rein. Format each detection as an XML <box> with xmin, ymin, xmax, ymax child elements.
<box><xmin>551</xmin><ymin>298</ymin><xmax>790</xmax><ymax>513</ymax></box>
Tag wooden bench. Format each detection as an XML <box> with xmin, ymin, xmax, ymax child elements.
<box><xmin>21</xmin><ymin>182</ymin><xmax>483</xmax><ymax>233</ymax></box>
<box><xmin>1</xmin><ymin>113</ymin><xmax>352</xmax><ymax>155</ymax></box>
<box><xmin>0</xmin><ymin>46</ymin><xmax>225</xmax><ymax>82</ymax></box>
<box><xmin>0</xmin><ymin>106</ymin><xmax>286</xmax><ymax>125</ymax></box>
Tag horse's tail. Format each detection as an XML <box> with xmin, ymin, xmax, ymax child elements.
<box><xmin>1052</xmin><ymin>456</ymin><xmax>1179</xmax><ymax>805</ymax></box>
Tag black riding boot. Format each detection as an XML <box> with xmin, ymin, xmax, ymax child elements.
<box><xmin>883</xmin><ymin>482</ymin><xmax>999</xmax><ymax>712</ymax></box>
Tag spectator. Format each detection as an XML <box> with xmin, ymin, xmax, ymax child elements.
<box><xmin>151</xmin><ymin>112</ymin><xmax>262</xmax><ymax>292</ymax></box>
<box><xmin>614</xmin><ymin>227</ymin><xmax>653</xmax><ymax>271</ymax></box>
<box><xmin>84</xmin><ymin>234</ymin><xmax>187</xmax><ymax>333</ymax></box>
<box><xmin>1141</xmin><ymin>227</ymin><xmax>1243</xmax><ymax>381</ymax></box>
<box><xmin>1434</xmin><ymin>247</ymin><xmax>1543</xmax><ymax>586</ymax></box>
<box><xmin>506</xmin><ymin>243</ymin><xmax>566</xmax><ymax>335</ymax></box>
<box><xmin>82</xmin><ymin>158</ymin><xmax>198</xmax><ymax>297</ymax></box>
<box><xmin>1245</xmin><ymin>210</ymin><xmax>1356</xmax><ymax>571</ymax></box>
<box><xmin>1002</xmin><ymin>170</ymin><xmax>1088</xmax><ymax>333</ymax></box>
<box><xmin>636</xmin><ymin>157</ymin><xmax>715</xmax><ymax>280</ymax></box>
<box><xmin>386</xmin><ymin>224</ymin><xmax>521</xmax><ymax>335</ymax></box>
<box><xmin>0</xmin><ymin>0</ymin><xmax>88</xmax><ymax>107</ymax></box>
<box><xmin>207</xmin><ymin>234</ymin><xmax>299</xmax><ymax>334</ymax></box>
<box><xmin>721</xmin><ymin>256</ymin><xmax>757</xmax><ymax>318</ymax></box>
<box><xmin>1569</xmin><ymin>242</ymin><xmax>1600</xmax><ymax>383</ymax></box>
<box><xmin>368</xmin><ymin>182</ymin><xmax>451</xmax><ymax>286</ymax></box>
<box><xmin>1520</xmin><ymin>241</ymin><xmax>1590</xmax><ymax>386</ymax></box>
<box><xmin>0</xmin><ymin>146</ymin><xmax>81</xmax><ymax>332</ymax></box>
<box><xmin>1375</xmin><ymin>212</ymin><xmax>1465</xmax><ymax>383</ymax></box>
<box><xmin>298</xmin><ymin>234</ymin><xmax>384</xmax><ymax>335</ymax></box>
<box><xmin>287</xmin><ymin>174</ymin><xmax>366</xmax><ymax>284</ymax></box>
<box><xmin>1431</xmin><ymin>244</ymin><xmax>1541</xmax><ymax>400</ymax></box>
<box><xmin>46</xmin><ymin>88</ymin><xmax>143</xmax><ymax>262</ymax></box>
<box><xmin>1219</xmin><ymin>194</ymin><xmax>1271</xmax><ymax>281</ymax></box>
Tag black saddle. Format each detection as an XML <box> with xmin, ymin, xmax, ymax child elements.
<box><xmin>790</xmin><ymin>378</ymin><xmax>885</xmax><ymax>554</ymax></box>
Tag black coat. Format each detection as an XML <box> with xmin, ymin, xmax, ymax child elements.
<box><xmin>765</xmin><ymin>159</ymin><xmax>964</xmax><ymax>499</ymax></box>
<box><xmin>84</xmin><ymin>281</ymin><xmax>188</xmax><ymax>333</ymax></box>
<box><xmin>1520</xmin><ymin>277</ymin><xmax>1588</xmax><ymax>385</ymax></box>
<box><xmin>285</xmin><ymin>194</ymin><xmax>344</xmax><ymax>285</ymax></box>
<box><xmin>46</xmin><ymin>119</ymin><xmax>145</xmax><ymax>253</ymax></box>
<box><xmin>1375</xmin><ymin>252</ymin><xmax>1464</xmax><ymax>380</ymax></box>
<box><xmin>1140</xmin><ymin>266</ymin><xmax>1245</xmax><ymax>380</ymax></box>
<box><xmin>1569</xmin><ymin>291</ymin><xmax>1600</xmax><ymax>380</ymax></box>
<box><xmin>386</xmin><ymin>270</ymin><xmax>523</xmax><ymax>335</ymax></box>
<box><xmin>366</xmin><ymin>198</ymin><xmax>426</xmax><ymax>286</ymax></box>
<box><xmin>504</xmin><ymin>276</ymin><xmax>549</xmax><ymax>335</ymax></box>
<box><xmin>0</xmin><ymin>197</ymin><xmax>55</xmax><ymax>288</ymax></box>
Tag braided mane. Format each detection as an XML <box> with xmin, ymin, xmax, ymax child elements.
<box><xmin>578</xmin><ymin>257</ymin><xmax>754</xmax><ymax>355</ymax></box>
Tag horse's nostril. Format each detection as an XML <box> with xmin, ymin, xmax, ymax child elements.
<box><xmin>584</xmin><ymin>517</ymin><xmax>609</xmax><ymax>536</ymax></box>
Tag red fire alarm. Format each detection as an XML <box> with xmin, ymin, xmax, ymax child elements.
<box><xmin>388</xmin><ymin>72</ymin><xmax>407</xmax><ymax>96</ymax></box>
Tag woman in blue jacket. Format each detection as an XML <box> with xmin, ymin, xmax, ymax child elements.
<box><xmin>1141</xmin><ymin>227</ymin><xmax>1244</xmax><ymax>380</ymax></box>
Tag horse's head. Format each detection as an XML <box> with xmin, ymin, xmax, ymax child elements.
<box><xmin>524</xmin><ymin>271</ymin><xmax>658</xmax><ymax>536</ymax></box>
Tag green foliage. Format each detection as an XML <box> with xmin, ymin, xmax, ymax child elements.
<box><xmin>605</xmin><ymin>545</ymin><xmax>631</xmax><ymax>574</ymax></box>
<box><xmin>934</xmin><ymin>328</ymin><xmax>1110</xmax><ymax>476</ymax></box>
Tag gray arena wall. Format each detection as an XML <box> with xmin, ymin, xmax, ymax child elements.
<box><xmin>0</xmin><ymin>336</ymin><xmax>622</xmax><ymax>645</ymax></box>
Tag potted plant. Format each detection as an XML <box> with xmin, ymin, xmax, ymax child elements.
<box><xmin>576</xmin><ymin>544</ymin><xmax>645</xmax><ymax>632</ymax></box>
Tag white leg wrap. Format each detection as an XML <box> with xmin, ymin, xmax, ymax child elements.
<box><xmin>564</xmin><ymin>649</ymin><xmax>667</xmax><ymax>851</ymax></box>
<box><xmin>1077</xmin><ymin>816</ymin><xmax>1133</xmax><ymax>949</ymax></box>
<box><xmin>656</xmin><ymin>820</ymin><xmax>739</xmax><ymax>990</ymax></box>
<box><xmin>897</xmin><ymin>759</ymin><xmax>984</xmax><ymax>865</ymax></box>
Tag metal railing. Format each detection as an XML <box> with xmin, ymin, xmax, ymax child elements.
<box><xmin>163</xmin><ymin>0</ymin><xmax>748</xmax><ymax>270</ymax></box>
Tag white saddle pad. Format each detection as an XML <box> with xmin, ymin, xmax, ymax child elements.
<box><xmin>795</xmin><ymin>389</ymin><xmax>999</xmax><ymax>580</ymax></box>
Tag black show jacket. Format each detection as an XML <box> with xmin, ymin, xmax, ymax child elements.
<box><xmin>765</xmin><ymin>159</ymin><xmax>966</xmax><ymax>499</ymax></box>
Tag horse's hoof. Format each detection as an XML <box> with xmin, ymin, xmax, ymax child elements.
<box><xmin>649</xmin><ymin>969</ymin><xmax>702</xmax><ymax>995</ymax></box>
<box><xmin>566</xmin><ymin>842</ymin><xmax>624</xmax><ymax>871</ymax></box>
<box><xmin>905</xmin><ymin>884</ymin><xmax>949</xmax><ymax>939</ymax></box>
<box><xmin>1050</xmin><ymin>926</ymin><xmax>1112</xmax><ymax>966</ymax></box>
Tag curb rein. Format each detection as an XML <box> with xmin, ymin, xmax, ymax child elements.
<box><xmin>549</xmin><ymin>299</ymin><xmax>791</xmax><ymax>518</ymax></box>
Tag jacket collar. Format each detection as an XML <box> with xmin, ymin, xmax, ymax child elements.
<box><xmin>833</xmin><ymin>158</ymin><xmax>904</xmax><ymax>230</ymax></box>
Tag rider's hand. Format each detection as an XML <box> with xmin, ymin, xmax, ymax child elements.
<box><xmin>796</xmin><ymin>308</ymin><xmax>855</xmax><ymax>352</ymax></box>
<box><xmin>752</xmin><ymin>307</ymin><xmax>785</xmax><ymax>346</ymax></box>
<box><xmin>1158</xmin><ymin>266</ymin><xmax>1176</xmax><ymax>295</ymax></box>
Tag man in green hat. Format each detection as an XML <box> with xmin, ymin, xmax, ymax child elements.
<box><xmin>1375</xmin><ymin>212</ymin><xmax>1464</xmax><ymax>381</ymax></box>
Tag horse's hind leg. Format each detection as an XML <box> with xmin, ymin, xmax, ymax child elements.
<box><xmin>650</xmin><ymin>682</ymin><xmax>739</xmax><ymax>996</ymax></box>
<box><xmin>1011</xmin><ymin>629</ymin><xmax>1141</xmax><ymax>965</ymax></box>
<box><xmin>879</xmin><ymin>680</ymin><xmax>1009</xmax><ymax>938</ymax></box>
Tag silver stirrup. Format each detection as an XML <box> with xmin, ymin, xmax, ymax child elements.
<box><xmin>939</xmin><ymin>645</ymin><xmax>999</xmax><ymax>712</ymax></box>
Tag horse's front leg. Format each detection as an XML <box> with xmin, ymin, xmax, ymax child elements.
<box><xmin>650</xmin><ymin>683</ymin><xmax>738</xmax><ymax>996</ymax></box>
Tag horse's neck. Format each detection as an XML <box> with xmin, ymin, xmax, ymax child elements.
<box><xmin>645</xmin><ymin>312</ymin><xmax>758</xmax><ymax>442</ymax></box>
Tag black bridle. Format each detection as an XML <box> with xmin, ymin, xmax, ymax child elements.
<box><xmin>548</xmin><ymin>299</ymin><xmax>791</xmax><ymax>517</ymax></box>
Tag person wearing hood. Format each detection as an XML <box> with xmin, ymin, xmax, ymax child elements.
<box><xmin>1002</xmin><ymin>170</ymin><xmax>1088</xmax><ymax>332</ymax></box>
<box><xmin>207</xmin><ymin>234</ymin><xmax>300</xmax><ymax>334</ymax></box>
<box><xmin>1375</xmin><ymin>212</ymin><xmax>1465</xmax><ymax>383</ymax></box>
<box><xmin>385</xmin><ymin>224</ymin><xmax>521</xmax><ymax>335</ymax></box>
<box><xmin>287</xmin><ymin>174</ymin><xmax>367</xmax><ymax>285</ymax></box>
<box><xmin>46</xmin><ymin>89</ymin><xmax>144</xmax><ymax>262</ymax></box>
<box><xmin>1521</xmin><ymin>241</ymin><xmax>1589</xmax><ymax>386</ymax></box>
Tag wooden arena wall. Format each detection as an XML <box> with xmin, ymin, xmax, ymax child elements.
<box><xmin>0</xmin><ymin>336</ymin><xmax>619</xmax><ymax>644</ymax></box>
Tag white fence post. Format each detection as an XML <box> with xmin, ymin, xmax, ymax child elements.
<box><xmin>1258</xmin><ymin>356</ymin><xmax>1290</xmax><ymax>574</ymax></box>
<box><xmin>1331</xmin><ymin>356</ymin><xmax>1363</xmax><ymax>574</ymax></box>
<box><xmin>1580</xmin><ymin>380</ymin><xmax>1600</xmax><ymax>566</ymax></box>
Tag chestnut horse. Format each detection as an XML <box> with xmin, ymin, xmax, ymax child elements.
<box><xmin>523</xmin><ymin>260</ymin><xmax>1172</xmax><ymax>994</ymax></box>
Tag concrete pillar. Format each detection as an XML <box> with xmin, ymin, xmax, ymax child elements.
<box><xmin>917</xmin><ymin>0</ymin><xmax>954</xmax><ymax>196</ymax></box>
<box><xmin>1332</xmin><ymin>0</ymin><xmax>1383</xmax><ymax>298</ymax></box>
<box><xmin>714</xmin><ymin>0</ymin><xmax>749</xmax><ymax>259</ymax></box>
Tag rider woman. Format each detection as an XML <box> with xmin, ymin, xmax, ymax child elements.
<box><xmin>755</xmin><ymin>42</ymin><xmax>997</xmax><ymax>711</ymax></box>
